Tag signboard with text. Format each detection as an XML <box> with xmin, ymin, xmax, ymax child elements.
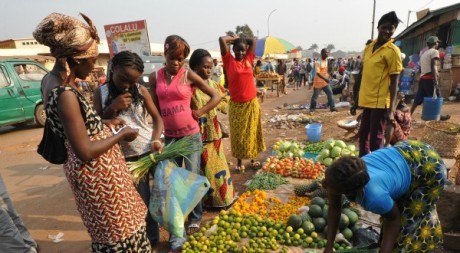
<box><xmin>104</xmin><ymin>20</ymin><xmax>151</xmax><ymax>58</ymax></box>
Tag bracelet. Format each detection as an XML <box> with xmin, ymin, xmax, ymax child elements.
<box><xmin>151</xmin><ymin>140</ymin><xmax>162</xmax><ymax>145</ymax></box>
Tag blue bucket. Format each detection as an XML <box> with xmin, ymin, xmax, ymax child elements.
<box><xmin>422</xmin><ymin>97</ymin><xmax>443</xmax><ymax>121</ymax></box>
<box><xmin>305</xmin><ymin>123</ymin><xmax>322</xmax><ymax>143</ymax></box>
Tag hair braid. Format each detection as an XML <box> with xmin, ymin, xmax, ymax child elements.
<box><xmin>325</xmin><ymin>156</ymin><xmax>369</xmax><ymax>192</ymax></box>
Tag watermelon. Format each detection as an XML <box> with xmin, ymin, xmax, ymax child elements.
<box><xmin>302</xmin><ymin>221</ymin><xmax>315</xmax><ymax>235</ymax></box>
<box><xmin>311</xmin><ymin>197</ymin><xmax>326</xmax><ymax>208</ymax></box>
<box><xmin>308</xmin><ymin>204</ymin><xmax>323</xmax><ymax>218</ymax></box>
<box><xmin>339</xmin><ymin>213</ymin><xmax>350</xmax><ymax>230</ymax></box>
<box><xmin>341</xmin><ymin>227</ymin><xmax>353</xmax><ymax>241</ymax></box>
<box><xmin>287</xmin><ymin>214</ymin><xmax>303</xmax><ymax>230</ymax></box>
<box><xmin>313</xmin><ymin>217</ymin><xmax>327</xmax><ymax>232</ymax></box>
<box><xmin>342</xmin><ymin>208</ymin><xmax>359</xmax><ymax>226</ymax></box>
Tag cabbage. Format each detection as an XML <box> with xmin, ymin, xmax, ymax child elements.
<box><xmin>319</xmin><ymin>149</ymin><xmax>330</xmax><ymax>158</ymax></box>
<box><xmin>323</xmin><ymin>157</ymin><xmax>334</xmax><ymax>166</ymax></box>
<box><xmin>325</xmin><ymin>139</ymin><xmax>335</xmax><ymax>150</ymax></box>
<box><xmin>296</xmin><ymin>150</ymin><xmax>305</xmax><ymax>158</ymax></box>
<box><xmin>331</xmin><ymin>147</ymin><xmax>342</xmax><ymax>158</ymax></box>
<box><xmin>274</xmin><ymin>150</ymin><xmax>283</xmax><ymax>157</ymax></box>
<box><xmin>287</xmin><ymin>151</ymin><xmax>294</xmax><ymax>158</ymax></box>
<box><xmin>335</xmin><ymin>140</ymin><xmax>347</xmax><ymax>149</ymax></box>
<box><xmin>347</xmin><ymin>145</ymin><xmax>356</xmax><ymax>152</ymax></box>
<box><xmin>316</xmin><ymin>155</ymin><xmax>324</xmax><ymax>163</ymax></box>
<box><xmin>341</xmin><ymin>149</ymin><xmax>352</xmax><ymax>156</ymax></box>
<box><xmin>280</xmin><ymin>141</ymin><xmax>291</xmax><ymax>152</ymax></box>
<box><xmin>290</xmin><ymin>145</ymin><xmax>299</xmax><ymax>153</ymax></box>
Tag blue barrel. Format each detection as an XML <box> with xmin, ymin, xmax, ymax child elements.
<box><xmin>305</xmin><ymin>123</ymin><xmax>322</xmax><ymax>142</ymax></box>
<box><xmin>422</xmin><ymin>97</ymin><xmax>443</xmax><ymax>121</ymax></box>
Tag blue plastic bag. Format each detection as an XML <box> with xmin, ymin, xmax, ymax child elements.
<box><xmin>149</xmin><ymin>161</ymin><xmax>210</xmax><ymax>238</ymax></box>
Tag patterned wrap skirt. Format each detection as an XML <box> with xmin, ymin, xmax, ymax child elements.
<box><xmin>228</xmin><ymin>98</ymin><xmax>265</xmax><ymax>159</ymax></box>
<box><xmin>201</xmin><ymin>139</ymin><xmax>235</xmax><ymax>207</ymax></box>
<box><xmin>391</xmin><ymin>140</ymin><xmax>447</xmax><ymax>252</ymax></box>
<box><xmin>63</xmin><ymin>127</ymin><xmax>151</xmax><ymax>252</ymax></box>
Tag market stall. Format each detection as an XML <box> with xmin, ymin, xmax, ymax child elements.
<box><xmin>256</xmin><ymin>72</ymin><xmax>283</xmax><ymax>97</ymax></box>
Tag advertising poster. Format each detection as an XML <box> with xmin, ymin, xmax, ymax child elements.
<box><xmin>104</xmin><ymin>20</ymin><xmax>151</xmax><ymax>58</ymax></box>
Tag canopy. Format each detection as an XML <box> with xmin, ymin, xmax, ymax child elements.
<box><xmin>255</xmin><ymin>36</ymin><xmax>296</xmax><ymax>57</ymax></box>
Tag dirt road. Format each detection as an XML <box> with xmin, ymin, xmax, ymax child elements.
<box><xmin>0</xmin><ymin>84</ymin><xmax>458</xmax><ymax>253</ymax></box>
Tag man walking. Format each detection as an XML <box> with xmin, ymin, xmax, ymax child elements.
<box><xmin>356</xmin><ymin>11</ymin><xmax>403</xmax><ymax>156</ymax></box>
<box><xmin>276</xmin><ymin>59</ymin><xmax>287</xmax><ymax>95</ymax></box>
<box><xmin>211</xmin><ymin>58</ymin><xmax>223</xmax><ymax>85</ymax></box>
<box><xmin>410</xmin><ymin>36</ymin><xmax>450</xmax><ymax>120</ymax></box>
<box><xmin>309</xmin><ymin>49</ymin><xmax>337</xmax><ymax>113</ymax></box>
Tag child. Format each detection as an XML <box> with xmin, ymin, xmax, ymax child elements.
<box><xmin>93</xmin><ymin>50</ymin><xmax>164</xmax><ymax>247</ymax></box>
<box><xmin>189</xmin><ymin>49</ymin><xmax>235</xmax><ymax>208</ymax></box>
<box><xmin>389</xmin><ymin>93</ymin><xmax>412</xmax><ymax>145</ymax></box>
<box><xmin>149</xmin><ymin>35</ymin><xmax>220</xmax><ymax>251</ymax></box>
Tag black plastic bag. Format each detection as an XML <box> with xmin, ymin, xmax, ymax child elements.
<box><xmin>353</xmin><ymin>226</ymin><xmax>380</xmax><ymax>247</ymax></box>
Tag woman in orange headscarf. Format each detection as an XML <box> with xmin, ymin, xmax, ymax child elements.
<box><xmin>34</xmin><ymin>13</ymin><xmax>152</xmax><ymax>252</ymax></box>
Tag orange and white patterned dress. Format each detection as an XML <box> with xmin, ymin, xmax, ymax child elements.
<box><xmin>46</xmin><ymin>86</ymin><xmax>151</xmax><ymax>252</ymax></box>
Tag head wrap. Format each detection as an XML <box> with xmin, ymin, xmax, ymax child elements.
<box><xmin>33</xmin><ymin>13</ymin><xmax>100</xmax><ymax>59</ymax></box>
<box><xmin>377</xmin><ymin>11</ymin><xmax>400</xmax><ymax>28</ymax></box>
<box><xmin>339</xmin><ymin>66</ymin><xmax>346</xmax><ymax>73</ymax></box>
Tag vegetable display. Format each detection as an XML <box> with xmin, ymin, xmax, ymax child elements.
<box><xmin>247</xmin><ymin>172</ymin><xmax>289</xmax><ymax>191</ymax></box>
<box><xmin>261</xmin><ymin>156</ymin><xmax>324</xmax><ymax>179</ymax></box>
<box><xmin>316</xmin><ymin>139</ymin><xmax>359</xmax><ymax>166</ymax></box>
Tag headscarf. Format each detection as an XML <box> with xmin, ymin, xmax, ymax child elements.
<box><xmin>377</xmin><ymin>11</ymin><xmax>400</xmax><ymax>28</ymax></box>
<box><xmin>33</xmin><ymin>12</ymin><xmax>100</xmax><ymax>59</ymax></box>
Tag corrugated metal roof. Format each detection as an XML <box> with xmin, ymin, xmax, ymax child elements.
<box><xmin>395</xmin><ymin>2</ymin><xmax>460</xmax><ymax>39</ymax></box>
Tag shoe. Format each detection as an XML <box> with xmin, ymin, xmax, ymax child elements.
<box><xmin>330</xmin><ymin>108</ymin><xmax>338</xmax><ymax>112</ymax></box>
<box><xmin>440</xmin><ymin>114</ymin><xmax>451</xmax><ymax>121</ymax></box>
<box><xmin>309</xmin><ymin>109</ymin><xmax>316</xmax><ymax>113</ymax></box>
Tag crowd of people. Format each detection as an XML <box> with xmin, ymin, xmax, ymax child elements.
<box><xmin>0</xmin><ymin>8</ymin><xmax>451</xmax><ymax>253</ymax></box>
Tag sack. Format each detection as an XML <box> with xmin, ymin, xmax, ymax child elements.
<box><xmin>37</xmin><ymin>121</ymin><xmax>67</xmax><ymax>164</ymax></box>
<box><xmin>149</xmin><ymin>161</ymin><xmax>210</xmax><ymax>238</ymax></box>
<box><xmin>353</xmin><ymin>226</ymin><xmax>380</xmax><ymax>247</ymax></box>
<box><xmin>219</xmin><ymin>121</ymin><xmax>230</xmax><ymax>139</ymax></box>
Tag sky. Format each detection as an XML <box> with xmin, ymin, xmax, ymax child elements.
<box><xmin>0</xmin><ymin>0</ymin><xmax>458</xmax><ymax>52</ymax></box>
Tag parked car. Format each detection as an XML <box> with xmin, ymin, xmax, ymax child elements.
<box><xmin>139</xmin><ymin>55</ymin><xmax>165</xmax><ymax>90</ymax></box>
<box><xmin>0</xmin><ymin>59</ymin><xmax>48</xmax><ymax>127</ymax></box>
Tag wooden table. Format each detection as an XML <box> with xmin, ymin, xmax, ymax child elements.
<box><xmin>256</xmin><ymin>76</ymin><xmax>282</xmax><ymax>97</ymax></box>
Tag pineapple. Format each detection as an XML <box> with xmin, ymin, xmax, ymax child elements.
<box><xmin>294</xmin><ymin>184</ymin><xmax>309</xmax><ymax>196</ymax></box>
<box><xmin>309</xmin><ymin>187</ymin><xmax>328</xmax><ymax>198</ymax></box>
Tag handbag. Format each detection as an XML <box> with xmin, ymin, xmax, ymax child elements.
<box><xmin>37</xmin><ymin>120</ymin><xmax>67</xmax><ymax>164</ymax></box>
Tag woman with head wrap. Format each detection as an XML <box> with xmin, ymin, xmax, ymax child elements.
<box><xmin>355</xmin><ymin>11</ymin><xmax>403</xmax><ymax>156</ymax></box>
<box><xmin>33</xmin><ymin>13</ymin><xmax>152</xmax><ymax>252</ymax></box>
<box><xmin>322</xmin><ymin>140</ymin><xmax>446</xmax><ymax>253</ymax></box>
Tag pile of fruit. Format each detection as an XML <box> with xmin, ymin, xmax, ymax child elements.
<box><xmin>261</xmin><ymin>156</ymin><xmax>324</xmax><ymax>179</ymax></box>
<box><xmin>232</xmin><ymin>190</ymin><xmax>309</xmax><ymax>223</ymax></box>
<box><xmin>303</xmin><ymin>142</ymin><xmax>325</xmax><ymax>154</ymax></box>
<box><xmin>182</xmin><ymin>209</ymin><xmax>352</xmax><ymax>253</ymax></box>
<box><xmin>316</xmin><ymin>139</ymin><xmax>359</xmax><ymax>166</ymax></box>
<box><xmin>272</xmin><ymin>140</ymin><xmax>305</xmax><ymax>158</ymax></box>
<box><xmin>257</xmin><ymin>72</ymin><xmax>279</xmax><ymax>78</ymax></box>
<box><xmin>285</xmin><ymin>196</ymin><xmax>360</xmax><ymax>244</ymax></box>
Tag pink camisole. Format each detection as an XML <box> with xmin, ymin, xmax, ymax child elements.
<box><xmin>156</xmin><ymin>67</ymin><xmax>199</xmax><ymax>138</ymax></box>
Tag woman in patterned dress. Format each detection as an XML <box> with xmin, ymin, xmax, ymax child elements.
<box><xmin>189</xmin><ymin>49</ymin><xmax>235</xmax><ymax>208</ymax></box>
<box><xmin>323</xmin><ymin>140</ymin><xmax>446</xmax><ymax>253</ymax></box>
<box><xmin>33</xmin><ymin>13</ymin><xmax>151</xmax><ymax>252</ymax></box>
<box><xmin>218</xmin><ymin>34</ymin><xmax>265</xmax><ymax>171</ymax></box>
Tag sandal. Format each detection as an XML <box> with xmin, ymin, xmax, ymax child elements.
<box><xmin>186</xmin><ymin>222</ymin><xmax>201</xmax><ymax>235</ymax></box>
<box><xmin>234</xmin><ymin>165</ymin><xmax>245</xmax><ymax>173</ymax></box>
<box><xmin>250</xmin><ymin>161</ymin><xmax>261</xmax><ymax>170</ymax></box>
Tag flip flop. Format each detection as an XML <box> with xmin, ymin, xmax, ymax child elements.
<box><xmin>186</xmin><ymin>222</ymin><xmax>201</xmax><ymax>235</ymax></box>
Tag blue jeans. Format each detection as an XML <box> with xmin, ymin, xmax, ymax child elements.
<box><xmin>310</xmin><ymin>85</ymin><xmax>336</xmax><ymax>111</ymax></box>
<box><xmin>164</xmin><ymin>133</ymin><xmax>203</xmax><ymax>249</ymax></box>
<box><xmin>0</xmin><ymin>175</ymin><xmax>38</xmax><ymax>253</ymax></box>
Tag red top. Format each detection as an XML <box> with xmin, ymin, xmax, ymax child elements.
<box><xmin>222</xmin><ymin>51</ymin><xmax>257</xmax><ymax>102</ymax></box>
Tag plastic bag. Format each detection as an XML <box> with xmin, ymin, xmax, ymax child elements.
<box><xmin>149</xmin><ymin>160</ymin><xmax>210</xmax><ymax>238</ymax></box>
<box><xmin>353</xmin><ymin>226</ymin><xmax>380</xmax><ymax>247</ymax></box>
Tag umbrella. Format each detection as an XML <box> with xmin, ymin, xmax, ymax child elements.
<box><xmin>255</xmin><ymin>36</ymin><xmax>296</xmax><ymax>57</ymax></box>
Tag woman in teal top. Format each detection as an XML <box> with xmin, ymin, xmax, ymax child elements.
<box><xmin>323</xmin><ymin>140</ymin><xmax>446</xmax><ymax>253</ymax></box>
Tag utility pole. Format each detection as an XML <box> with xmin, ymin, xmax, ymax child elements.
<box><xmin>267</xmin><ymin>9</ymin><xmax>277</xmax><ymax>37</ymax></box>
<box><xmin>371</xmin><ymin>0</ymin><xmax>376</xmax><ymax>40</ymax></box>
<box><xmin>406</xmin><ymin>10</ymin><xmax>412</xmax><ymax>28</ymax></box>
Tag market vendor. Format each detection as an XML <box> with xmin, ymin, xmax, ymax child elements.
<box><xmin>322</xmin><ymin>140</ymin><xmax>446</xmax><ymax>253</ymax></box>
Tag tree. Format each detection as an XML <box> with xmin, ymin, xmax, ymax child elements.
<box><xmin>326</xmin><ymin>44</ymin><xmax>335</xmax><ymax>53</ymax></box>
<box><xmin>234</xmin><ymin>24</ymin><xmax>254</xmax><ymax>38</ymax></box>
<box><xmin>296</xmin><ymin>46</ymin><xmax>303</xmax><ymax>51</ymax></box>
<box><xmin>308</xmin><ymin>43</ymin><xmax>318</xmax><ymax>51</ymax></box>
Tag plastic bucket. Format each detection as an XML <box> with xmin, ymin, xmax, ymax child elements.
<box><xmin>422</xmin><ymin>97</ymin><xmax>443</xmax><ymax>121</ymax></box>
<box><xmin>305</xmin><ymin>123</ymin><xmax>322</xmax><ymax>143</ymax></box>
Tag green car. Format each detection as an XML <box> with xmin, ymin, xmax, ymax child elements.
<box><xmin>0</xmin><ymin>59</ymin><xmax>48</xmax><ymax>127</ymax></box>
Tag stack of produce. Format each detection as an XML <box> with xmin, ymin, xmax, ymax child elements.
<box><xmin>182</xmin><ymin>209</ymin><xmax>352</xmax><ymax>252</ymax></box>
<box><xmin>246</xmin><ymin>172</ymin><xmax>289</xmax><ymax>191</ymax></box>
<box><xmin>297</xmin><ymin>197</ymin><xmax>360</xmax><ymax>242</ymax></box>
<box><xmin>316</xmin><ymin>139</ymin><xmax>359</xmax><ymax>167</ymax></box>
<box><xmin>272</xmin><ymin>140</ymin><xmax>305</xmax><ymax>158</ymax></box>
<box><xmin>257</xmin><ymin>72</ymin><xmax>279</xmax><ymax>78</ymax></box>
<box><xmin>303</xmin><ymin>142</ymin><xmax>325</xmax><ymax>154</ymax></box>
<box><xmin>261</xmin><ymin>156</ymin><xmax>324</xmax><ymax>179</ymax></box>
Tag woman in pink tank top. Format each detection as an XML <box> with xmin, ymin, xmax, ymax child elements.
<box><xmin>149</xmin><ymin>35</ymin><xmax>220</xmax><ymax>251</ymax></box>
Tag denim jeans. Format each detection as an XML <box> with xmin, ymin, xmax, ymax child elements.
<box><xmin>0</xmin><ymin>175</ymin><xmax>38</xmax><ymax>253</ymax></box>
<box><xmin>164</xmin><ymin>133</ymin><xmax>203</xmax><ymax>249</ymax></box>
<box><xmin>310</xmin><ymin>85</ymin><xmax>336</xmax><ymax>111</ymax></box>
